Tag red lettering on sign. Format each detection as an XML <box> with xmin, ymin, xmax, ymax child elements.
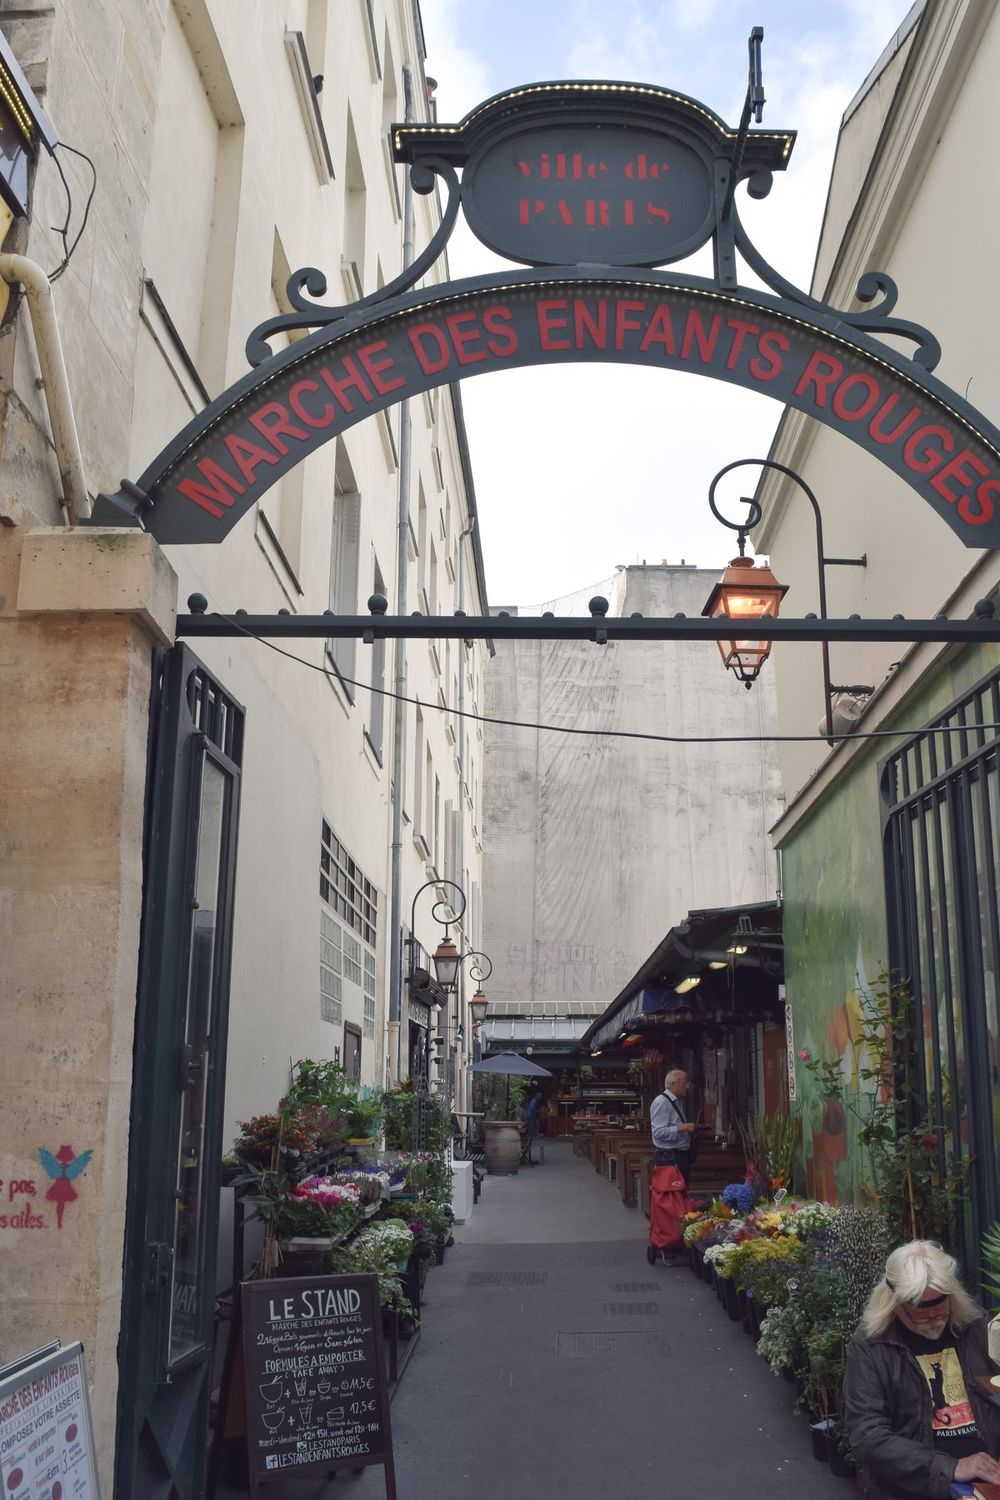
<box><xmin>536</xmin><ymin>300</ymin><xmax>571</xmax><ymax>351</ymax></box>
<box><xmin>970</xmin><ymin>479</ymin><xmax>1000</xmax><ymax>526</ymax></box>
<box><xmin>558</xmin><ymin>199</ymin><xmax>576</xmax><ymax>226</ymax></box>
<box><xmin>288</xmin><ymin>379</ymin><xmax>336</xmax><ymax>429</ymax></box>
<box><xmin>614</xmin><ymin>300</ymin><xmax>647</xmax><ymax>349</ymax></box>
<box><xmin>793</xmin><ymin>351</ymin><xmax>843</xmax><ymax>405</ymax></box>
<box><xmin>638</xmin><ymin>304</ymin><xmax>676</xmax><ymax>356</ymax></box>
<box><xmin>624</xmin><ymin>155</ymin><xmax>670</xmax><ymax>181</ymax></box>
<box><xmin>319</xmin><ymin>356</ymin><xmax>374</xmax><ymax>412</ymax></box>
<box><xmin>358</xmin><ymin>340</ymin><xmax>405</xmax><ymax>395</ymax></box>
<box><xmin>832</xmin><ymin>372</ymin><xmax>881</xmax><ymax>422</ymax></box>
<box><xmin>681</xmin><ymin>310</ymin><xmax>723</xmax><ymax>364</ymax></box>
<box><xmin>929</xmin><ymin>448</ymin><xmax>989</xmax><ymax>508</ymax></box>
<box><xmin>903</xmin><ymin>424</ymin><xmax>955</xmax><ymax>475</ymax></box>
<box><xmin>483</xmin><ymin>305</ymin><xmax>519</xmax><ymax>357</ymax></box>
<box><xmin>725</xmin><ymin>319</ymin><xmax>760</xmax><ymax>370</ymax></box>
<box><xmin>519</xmin><ymin>199</ymin><xmax>545</xmax><ymax>224</ymax></box>
<box><xmin>225</xmin><ymin>434</ymin><xmax>281</xmax><ymax>486</ymax></box>
<box><xmin>249</xmin><ymin>402</ymin><xmax>309</xmax><ymax>454</ymax></box>
<box><xmin>646</xmin><ymin>200</ymin><xmax>670</xmax><ymax>225</ymax></box>
<box><xmin>517</xmin><ymin>152</ymin><xmax>607</xmax><ymax>180</ymax></box>
<box><xmin>574</xmin><ymin>299</ymin><xmax>609</xmax><ymax>350</ymax></box>
<box><xmin>408</xmin><ymin>323</ymin><xmax>451</xmax><ymax>374</ymax></box>
<box><xmin>446</xmin><ymin>310</ymin><xmax>488</xmax><ymax>365</ymax></box>
<box><xmin>749</xmin><ymin>330</ymin><xmax>789</xmax><ymax>381</ymax></box>
<box><xmin>868</xmin><ymin>393</ymin><xmax>921</xmax><ymax>446</ymax></box>
<box><xmin>177</xmin><ymin>459</ymin><xmax>246</xmax><ymax>518</ymax></box>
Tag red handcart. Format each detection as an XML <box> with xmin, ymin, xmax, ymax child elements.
<box><xmin>647</xmin><ymin>1162</ymin><xmax>694</xmax><ymax>1264</ymax></box>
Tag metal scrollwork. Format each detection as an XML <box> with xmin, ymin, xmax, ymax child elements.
<box><xmin>245</xmin><ymin>158</ymin><xmax>462</xmax><ymax>367</ymax></box>
<box><xmin>733</xmin><ymin>218</ymin><xmax>942</xmax><ymax>370</ymax></box>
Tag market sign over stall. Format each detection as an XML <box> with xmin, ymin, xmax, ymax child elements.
<box><xmin>90</xmin><ymin>77</ymin><xmax>1000</xmax><ymax>550</ymax></box>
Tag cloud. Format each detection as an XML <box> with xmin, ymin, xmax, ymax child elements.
<box><xmin>411</xmin><ymin>1</ymin><xmax>920</xmax><ymax>605</ymax></box>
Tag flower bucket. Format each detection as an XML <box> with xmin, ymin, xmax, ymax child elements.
<box><xmin>722</xmin><ymin>1277</ymin><xmax>742</xmax><ymax>1322</ymax></box>
<box><xmin>435</xmin><ymin>1238</ymin><xmax>446</xmax><ymax>1266</ymax></box>
<box><xmin>277</xmin><ymin>1236</ymin><xmax>335</xmax><ymax>1275</ymax></box>
<box><xmin>810</xmin><ymin>1419</ymin><xmax>834</xmax><ymax>1465</ymax></box>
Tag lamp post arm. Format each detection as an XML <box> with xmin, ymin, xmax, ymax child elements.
<box><xmin>709</xmin><ymin>457</ymin><xmax>836</xmax><ymax>742</ymax></box>
<box><xmin>409</xmin><ymin>877</ymin><xmax>467</xmax><ymax>944</ymax></box>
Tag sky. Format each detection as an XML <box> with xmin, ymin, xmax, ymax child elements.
<box><xmin>416</xmin><ymin>0</ymin><xmax>917</xmax><ymax>609</ymax></box>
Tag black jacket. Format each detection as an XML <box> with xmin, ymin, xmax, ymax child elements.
<box><xmin>843</xmin><ymin>1315</ymin><xmax>1000</xmax><ymax>1499</ymax></box>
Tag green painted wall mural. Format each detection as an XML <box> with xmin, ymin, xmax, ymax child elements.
<box><xmin>780</xmin><ymin>641</ymin><xmax>1000</xmax><ymax>1205</ymax></box>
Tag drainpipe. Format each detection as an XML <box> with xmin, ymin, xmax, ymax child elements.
<box><xmin>387</xmin><ymin>67</ymin><xmax>417</xmax><ymax>1085</ymax></box>
<box><xmin>0</xmin><ymin>254</ymin><xmax>90</xmax><ymax>525</ymax></box>
<box><xmin>455</xmin><ymin>514</ymin><xmax>475</xmax><ymax>1109</ymax></box>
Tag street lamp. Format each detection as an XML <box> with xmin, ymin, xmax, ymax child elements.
<box><xmin>704</xmin><ymin>459</ymin><xmax>873</xmax><ymax>741</ymax></box>
<box><xmin>408</xmin><ymin>878</ymin><xmax>466</xmax><ymax>1088</ymax></box>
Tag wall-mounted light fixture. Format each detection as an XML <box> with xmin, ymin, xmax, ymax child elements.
<box><xmin>704</xmin><ymin>459</ymin><xmax>872</xmax><ymax>740</ymax></box>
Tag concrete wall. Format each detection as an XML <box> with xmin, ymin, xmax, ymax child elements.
<box><xmin>483</xmin><ymin>563</ymin><xmax>783</xmax><ymax>1016</ymax></box>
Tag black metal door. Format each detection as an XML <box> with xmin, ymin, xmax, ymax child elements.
<box><xmin>116</xmin><ymin>645</ymin><xmax>244</xmax><ymax>1498</ymax></box>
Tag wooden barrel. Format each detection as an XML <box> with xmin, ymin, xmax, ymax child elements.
<box><xmin>483</xmin><ymin>1120</ymin><xmax>520</xmax><ymax>1175</ymax></box>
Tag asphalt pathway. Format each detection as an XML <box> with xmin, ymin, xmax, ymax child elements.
<box><xmin>220</xmin><ymin>1141</ymin><xmax>852</xmax><ymax>1499</ymax></box>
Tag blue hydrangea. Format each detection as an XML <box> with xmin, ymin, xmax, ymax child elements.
<box><xmin>721</xmin><ymin>1181</ymin><xmax>756</xmax><ymax>1214</ymax></box>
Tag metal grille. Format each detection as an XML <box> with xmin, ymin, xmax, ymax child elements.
<box><xmin>465</xmin><ymin>1271</ymin><xmax>549</xmax><ymax>1287</ymax></box>
<box><xmin>550</xmin><ymin>1250</ymin><xmax>634</xmax><ymax>1269</ymax></box>
<box><xmin>602</xmin><ymin>1303</ymin><xmax>659</xmax><ymax>1316</ymax></box>
<box><xmin>609</xmin><ymin>1282</ymin><xmax>660</xmax><ymax>1292</ymax></box>
<box><xmin>556</xmin><ymin>1331</ymin><xmax>671</xmax><ymax>1358</ymax></box>
<box><xmin>881</xmin><ymin>661</ymin><xmax>1000</xmax><ymax>1265</ymax></box>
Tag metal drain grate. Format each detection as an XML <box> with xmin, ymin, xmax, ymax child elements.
<box><xmin>556</xmin><ymin>1330</ymin><xmax>671</xmax><ymax>1358</ymax></box>
<box><xmin>609</xmin><ymin>1282</ymin><xmax>660</xmax><ymax>1292</ymax></box>
<box><xmin>550</xmin><ymin>1251</ymin><xmax>634</xmax><ymax>1269</ymax></box>
<box><xmin>602</xmin><ymin>1302</ymin><xmax>660</xmax><ymax>1316</ymax></box>
<box><xmin>465</xmin><ymin>1271</ymin><xmax>549</xmax><ymax>1287</ymax></box>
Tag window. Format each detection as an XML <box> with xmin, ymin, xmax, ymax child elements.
<box><xmin>328</xmin><ymin>448</ymin><xmax>361</xmax><ymax>690</ymax></box>
<box><xmin>320</xmin><ymin>908</ymin><xmax>343</xmax><ymax>1024</ymax></box>
<box><xmin>363</xmin><ymin>951</ymin><xmax>376</xmax><ymax>1038</ymax></box>
<box><xmin>414</xmin><ymin>707</ymin><xmax>425</xmax><ymax>835</ymax></box>
<box><xmin>320</xmin><ymin>821</ymin><xmax>378</xmax><ymax>947</ymax></box>
<box><xmin>343</xmin><ymin>109</ymin><xmax>366</xmax><ymax>292</ymax></box>
<box><xmin>367</xmin><ymin>559</ymin><xmax>386</xmax><ymax>760</ymax></box>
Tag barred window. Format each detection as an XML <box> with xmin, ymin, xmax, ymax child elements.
<box><xmin>363</xmin><ymin>951</ymin><xmax>376</xmax><ymax>1038</ymax></box>
<box><xmin>320</xmin><ymin>908</ymin><xmax>343</xmax><ymax>1025</ymax></box>
<box><xmin>320</xmin><ymin>820</ymin><xmax>378</xmax><ymax>947</ymax></box>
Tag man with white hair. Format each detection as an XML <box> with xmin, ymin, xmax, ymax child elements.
<box><xmin>844</xmin><ymin>1239</ymin><xmax>1000</xmax><ymax>1498</ymax></box>
<box><xmin>649</xmin><ymin>1068</ymin><xmax>697</xmax><ymax>1186</ymax></box>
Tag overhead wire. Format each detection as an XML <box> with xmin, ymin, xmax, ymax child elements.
<box><xmin>46</xmin><ymin>142</ymin><xmax>98</xmax><ymax>283</ymax></box>
<box><xmin>209</xmin><ymin>612</ymin><xmax>1000</xmax><ymax>748</ymax></box>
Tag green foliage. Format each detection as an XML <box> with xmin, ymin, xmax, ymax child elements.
<box><xmin>799</xmin><ymin>970</ymin><xmax>961</xmax><ymax>1246</ymax></box>
<box><xmin>738</xmin><ymin>1113</ymin><xmax>799</xmax><ymax>1191</ymax></box>
<box><xmin>474</xmin><ymin>1072</ymin><xmax>524</xmax><ymax>1120</ymax></box>
<box><xmin>285</xmin><ymin>1057</ymin><xmax>381</xmax><ymax>1141</ymax></box>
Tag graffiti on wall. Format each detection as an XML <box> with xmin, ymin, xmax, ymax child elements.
<box><xmin>0</xmin><ymin>1145</ymin><xmax>92</xmax><ymax>1231</ymax></box>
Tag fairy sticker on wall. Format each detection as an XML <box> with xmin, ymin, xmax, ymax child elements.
<box><xmin>38</xmin><ymin>1144</ymin><xmax>93</xmax><ymax>1228</ymax></box>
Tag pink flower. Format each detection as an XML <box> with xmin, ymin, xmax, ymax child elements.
<box><xmin>798</xmin><ymin>1049</ymin><xmax>811</xmax><ymax>1061</ymax></box>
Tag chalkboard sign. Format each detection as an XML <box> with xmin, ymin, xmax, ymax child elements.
<box><xmin>241</xmin><ymin>1274</ymin><xmax>396</xmax><ymax>1498</ymax></box>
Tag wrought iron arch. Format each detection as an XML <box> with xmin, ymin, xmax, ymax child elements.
<box><xmin>90</xmin><ymin>71</ymin><xmax>1000</xmax><ymax>551</ymax></box>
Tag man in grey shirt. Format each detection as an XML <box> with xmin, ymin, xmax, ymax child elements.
<box><xmin>649</xmin><ymin>1068</ymin><xmax>697</xmax><ymax>1185</ymax></box>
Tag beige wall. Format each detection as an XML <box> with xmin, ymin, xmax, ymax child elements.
<box><xmin>756</xmin><ymin>0</ymin><xmax>1000</xmax><ymax>814</ymax></box>
<box><xmin>0</xmin><ymin>0</ymin><xmax>487</xmax><ymax>1473</ymax></box>
<box><xmin>0</xmin><ymin>526</ymin><xmax>177</xmax><ymax>1490</ymax></box>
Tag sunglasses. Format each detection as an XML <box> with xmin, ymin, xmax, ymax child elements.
<box><xmin>887</xmin><ymin>1279</ymin><xmax>949</xmax><ymax>1309</ymax></box>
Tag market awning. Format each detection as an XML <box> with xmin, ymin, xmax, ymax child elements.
<box><xmin>580</xmin><ymin>900</ymin><xmax>783</xmax><ymax>1053</ymax></box>
<box><xmin>482</xmin><ymin>1017</ymin><xmax>591</xmax><ymax>1054</ymax></box>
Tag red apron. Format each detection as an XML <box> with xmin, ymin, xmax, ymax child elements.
<box><xmin>649</xmin><ymin>1164</ymin><xmax>694</xmax><ymax>1251</ymax></box>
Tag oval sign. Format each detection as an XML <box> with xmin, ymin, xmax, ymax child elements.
<box><xmin>462</xmin><ymin>124</ymin><xmax>715</xmax><ymax>267</ymax></box>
